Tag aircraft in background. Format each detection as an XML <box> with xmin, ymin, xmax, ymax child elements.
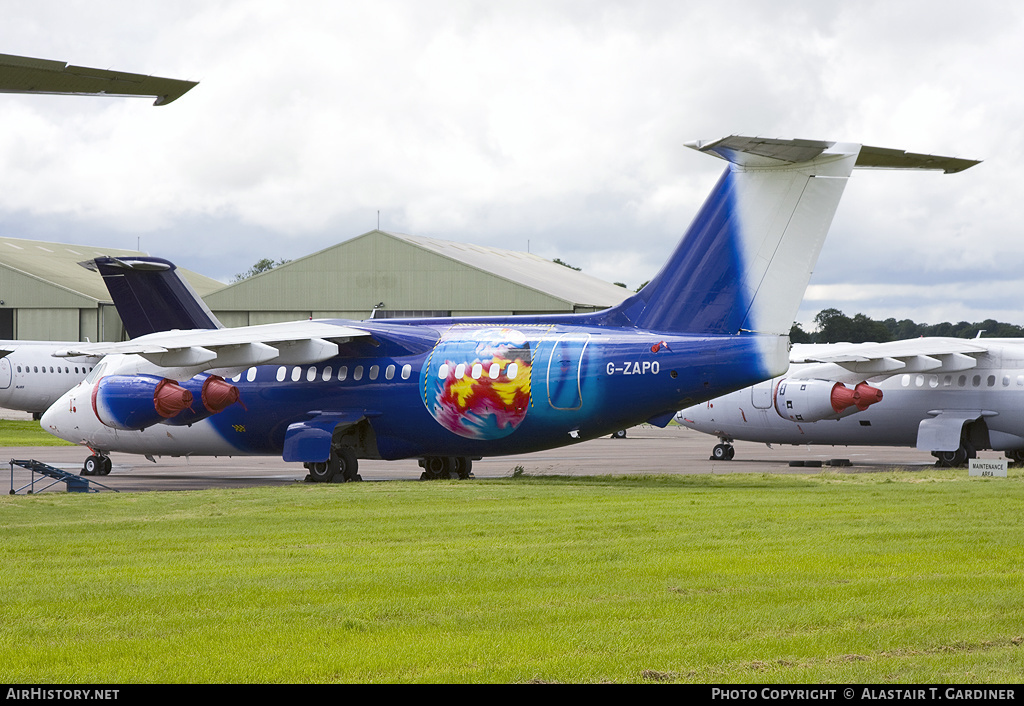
<box><xmin>39</xmin><ymin>136</ymin><xmax>977</xmax><ymax>480</ymax></box>
<box><xmin>0</xmin><ymin>52</ymin><xmax>196</xmax><ymax>105</ymax></box>
<box><xmin>676</xmin><ymin>337</ymin><xmax>1024</xmax><ymax>466</ymax></box>
<box><xmin>0</xmin><ymin>343</ymin><xmax>98</xmax><ymax>417</ymax></box>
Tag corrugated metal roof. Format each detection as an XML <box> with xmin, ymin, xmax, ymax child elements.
<box><xmin>384</xmin><ymin>231</ymin><xmax>630</xmax><ymax>308</ymax></box>
<box><xmin>0</xmin><ymin>236</ymin><xmax>223</xmax><ymax>302</ymax></box>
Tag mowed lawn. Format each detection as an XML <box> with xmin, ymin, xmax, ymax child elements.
<box><xmin>1</xmin><ymin>471</ymin><xmax>1021</xmax><ymax>683</ymax></box>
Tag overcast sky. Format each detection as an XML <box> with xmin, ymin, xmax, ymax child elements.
<box><xmin>0</xmin><ymin>1</ymin><xmax>1020</xmax><ymax>329</ymax></box>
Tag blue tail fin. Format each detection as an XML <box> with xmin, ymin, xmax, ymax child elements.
<box><xmin>605</xmin><ymin>136</ymin><xmax>977</xmax><ymax>336</ymax></box>
<box><xmin>83</xmin><ymin>257</ymin><xmax>223</xmax><ymax>338</ymax></box>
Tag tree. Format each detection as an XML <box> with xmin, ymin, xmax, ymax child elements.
<box><xmin>231</xmin><ymin>257</ymin><xmax>291</xmax><ymax>283</ymax></box>
<box><xmin>789</xmin><ymin>322</ymin><xmax>813</xmax><ymax>343</ymax></box>
<box><xmin>552</xmin><ymin>258</ymin><xmax>581</xmax><ymax>271</ymax></box>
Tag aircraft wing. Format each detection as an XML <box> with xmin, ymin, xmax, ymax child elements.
<box><xmin>790</xmin><ymin>338</ymin><xmax>989</xmax><ymax>375</ymax></box>
<box><xmin>0</xmin><ymin>52</ymin><xmax>196</xmax><ymax>105</ymax></box>
<box><xmin>54</xmin><ymin>320</ymin><xmax>375</xmax><ymax>370</ymax></box>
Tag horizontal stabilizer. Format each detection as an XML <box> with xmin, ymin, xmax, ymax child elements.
<box><xmin>0</xmin><ymin>52</ymin><xmax>197</xmax><ymax>106</ymax></box>
<box><xmin>688</xmin><ymin>136</ymin><xmax>981</xmax><ymax>173</ymax></box>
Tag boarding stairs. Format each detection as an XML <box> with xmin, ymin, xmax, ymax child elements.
<box><xmin>8</xmin><ymin>459</ymin><xmax>118</xmax><ymax>494</ymax></box>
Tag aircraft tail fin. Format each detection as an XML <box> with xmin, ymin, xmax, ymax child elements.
<box><xmin>609</xmin><ymin>136</ymin><xmax>978</xmax><ymax>336</ymax></box>
<box><xmin>83</xmin><ymin>257</ymin><xmax>224</xmax><ymax>338</ymax></box>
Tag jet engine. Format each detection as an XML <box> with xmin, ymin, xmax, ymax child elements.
<box><xmin>774</xmin><ymin>379</ymin><xmax>883</xmax><ymax>423</ymax></box>
<box><xmin>92</xmin><ymin>374</ymin><xmax>193</xmax><ymax>430</ymax></box>
<box><xmin>162</xmin><ymin>374</ymin><xmax>241</xmax><ymax>426</ymax></box>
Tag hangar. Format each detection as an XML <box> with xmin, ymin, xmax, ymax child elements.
<box><xmin>204</xmin><ymin>230</ymin><xmax>631</xmax><ymax>326</ymax></box>
<box><xmin>0</xmin><ymin>236</ymin><xmax>223</xmax><ymax>341</ymax></box>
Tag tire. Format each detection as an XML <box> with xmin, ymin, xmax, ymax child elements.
<box><xmin>100</xmin><ymin>457</ymin><xmax>112</xmax><ymax>476</ymax></box>
<box><xmin>306</xmin><ymin>459</ymin><xmax>336</xmax><ymax>483</ymax></box>
<box><xmin>453</xmin><ymin>457</ymin><xmax>473</xmax><ymax>479</ymax></box>
<box><xmin>82</xmin><ymin>455</ymin><xmax>99</xmax><ymax>476</ymax></box>
<box><xmin>612</xmin><ymin>429</ymin><xmax>627</xmax><ymax>439</ymax></box>
<box><xmin>712</xmin><ymin>444</ymin><xmax>731</xmax><ymax>460</ymax></box>
<box><xmin>935</xmin><ymin>445</ymin><xmax>969</xmax><ymax>467</ymax></box>
<box><xmin>337</xmin><ymin>447</ymin><xmax>359</xmax><ymax>482</ymax></box>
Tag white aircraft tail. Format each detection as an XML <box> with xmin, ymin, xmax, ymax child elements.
<box><xmin>618</xmin><ymin>136</ymin><xmax>978</xmax><ymax>336</ymax></box>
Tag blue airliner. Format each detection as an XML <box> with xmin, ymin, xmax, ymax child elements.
<box><xmin>40</xmin><ymin>137</ymin><xmax>977</xmax><ymax>479</ymax></box>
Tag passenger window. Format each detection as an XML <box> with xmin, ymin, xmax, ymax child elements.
<box><xmin>338</xmin><ymin>366</ymin><xmax>348</xmax><ymax>381</ymax></box>
<box><xmin>354</xmin><ymin>366</ymin><xmax>363</xmax><ymax>381</ymax></box>
<box><xmin>276</xmin><ymin>366</ymin><xmax>287</xmax><ymax>382</ymax></box>
<box><xmin>402</xmin><ymin>364</ymin><xmax>412</xmax><ymax>380</ymax></box>
<box><xmin>247</xmin><ymin>368</ymin><xmax>258</xmax><ymax>382</ymax></box>
<box><xmin>438</xmin><ymin>364</ymin><xmax>449</xmax><ymax>379</ymax></box>
<box><xmin>507</xmin><ymin>363</ymin><xmax>519</xmax><ymax>379</ymax></box>
<box><xmin>291</xmin><ymin>367</ymin><xmax>302</xmax><ymax>382</ymax></box>
<box><xmin>369</xmin><ymin>365</ymin><xmax>379</xmax><ymax>380</ymax></box>
<box><xmin>306</xmin><ymin>367</ymin><xmax>317</xmax><ymax>382</ymax></box>
<box><xmin>322</xmin><ymin>367</ymin><xmax>332</xmax><ymax>381</ymax></box>
<box><xmin>385</xmin><ymin>365</ymin><xmax>395</xmax><ymax>380</ymax></box>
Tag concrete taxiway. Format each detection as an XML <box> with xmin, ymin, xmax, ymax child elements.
<box><xmin>5</xmin><ymin>424</ymin><xmax>960</xmax><ymax>494</ymax></box>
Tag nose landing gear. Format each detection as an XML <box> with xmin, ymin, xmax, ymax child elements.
<box><xmin>81</xmin><ymin>454</ymin><xmax>112</xmax><ymax>476</ymax></box>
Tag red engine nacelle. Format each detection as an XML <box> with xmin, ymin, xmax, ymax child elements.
<box><xmin>774</xmin><ymin>379</ymin><xmax>883</xmax><ymax>423</ymax></box>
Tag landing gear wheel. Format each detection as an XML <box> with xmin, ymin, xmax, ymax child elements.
<box><xmin>934</xmin><ymin>442</ymin><xmax>973</xmax><ymax>468</ymax></box>
<box><xmin>306</xmin><ymin>459</ymin><xmax>337</xmax><ymax>483</ymax></box>
<box><xmin>82</xmin><ymin>455</ymin><xmax>111</xmax><ymax>476</ymax></box>
<box><xmin>612</xmin><ymin>429</ymin><xmax>627</xmax><ymax>439</ymax></box>
<box><xmin>420</xmin><ymin>456</ymin><xmax>455</xmax><ymax>480</ymax></box>
<box><xmin>336</xmin><ymin>447</ymin><xmax>360</xmax><ymax>482</ymax></box>
<box><xmin>711</xmin><ymin>444</ymin><xmax>735</xmax><ymax>461</ymax></box>
<box><xmin>453</xmin><ymin>457</ymin><xmax>473</xmax><ymax>479</ymax></box>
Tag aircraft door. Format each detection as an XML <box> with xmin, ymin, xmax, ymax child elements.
<box><xmin>751</xmin><ymin>378</ymin><xmax>773</xmax><ymax>409</ymax></box>
<box><xmin>0</xmin><ymin>358</ymin><xmax>10</xmax><ymax>390</ymax></box>
<box><xmin>546</xmin><ymin>333</ymin><xmax>590</xmax><ymax>410</ymax></box>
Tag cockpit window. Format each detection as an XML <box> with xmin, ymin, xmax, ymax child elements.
<box><xmin>84</xmin><ymin>361</ymin><xmax>108</xmax><ymax>384</ymax></box>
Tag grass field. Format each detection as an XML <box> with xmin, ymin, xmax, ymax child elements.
<box><xmin>0</xmin><ymin>419</ymin><xmax>74</xmax><ymax>447</ymax></box>
<box><xmin>1</xmin><ymin>470</ymin><xmax>1021</xmax><ymax>683</ymax></box>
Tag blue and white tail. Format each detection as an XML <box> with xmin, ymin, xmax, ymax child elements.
<box><xmin>605</xmin><ymin>136</ymin><xmax>978</xmax><ymax>336</ymax></box>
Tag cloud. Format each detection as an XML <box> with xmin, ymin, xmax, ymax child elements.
<box><xmin>0</xmin><ymin>1</ymin><xmax>1018</xmax><ymax>323</ymax></box>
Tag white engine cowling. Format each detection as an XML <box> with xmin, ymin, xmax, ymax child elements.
<box><xmin>774</xmin><ymin>379</ymin><xmax>882</xmax><ymax>423</ymax></box>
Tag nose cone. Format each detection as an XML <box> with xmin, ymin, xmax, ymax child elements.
<box><xmin>40</xmin><ymin>397</ymin><xmax>70</xmax><ymax>440</ymax></box>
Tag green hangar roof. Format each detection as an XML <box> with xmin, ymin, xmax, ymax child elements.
<box><xmin>205</xmin><ymin>230</ymin><xmax>631</xmax><ymax>325</ymax></box>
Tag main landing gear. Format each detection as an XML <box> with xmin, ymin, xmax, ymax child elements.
<box><xmin>710</xmin><ymin>443</ymin><xmax>735</xmax><ymax>461</ymax></box>
<box><xmin>81</xmin><ymin>453</ymin><xmax>112</xmax><ymax>476</ymax></box>
<box><xmin>418</xmin><ymin>456</ymin><xmax>474</xmax><ymax>480</ymax></box>
<box><xmin>305</xmin><ymin>446</ymin><xmax>361</xmax><ymax>483</ymax></box>
<box><xmin>932</xmin><ymin>442</ymin><xmax>976</xmax><ymax>468</ymax></box>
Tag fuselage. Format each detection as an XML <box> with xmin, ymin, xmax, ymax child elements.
<box><xmin>677</xmin><ymin>340</ymin><xmax>1024</xmax><ymax>453</ymax></box>
<box><xmin>0</xmin><ymin>341</ymin><xmax>96</xmax><ymax>415</ymax></box>
<box><xmin>42</xmin><ymin>319</ymin><xmax>789</xmax><ymax>461</ymax></box>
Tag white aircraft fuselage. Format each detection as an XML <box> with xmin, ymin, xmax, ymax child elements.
<box><xmin>0</xmin><ymin>342</ymin><xmax>96</xmax><ymax>415</ymax></box>
<box><xmin>677</xmin><ymin>338</ymin><xmax>1024</xmax><ymax>465</ymax></box>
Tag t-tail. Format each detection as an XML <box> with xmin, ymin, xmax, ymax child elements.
<box><xmin>601</xmin><ymin>136</ymin><xmax>978</xmax><ymax>336</ymax></box>
<box><xmin>82</xmin><ymin>257</ymin><xmax>224</xmax><ymax>338</ymax></box>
